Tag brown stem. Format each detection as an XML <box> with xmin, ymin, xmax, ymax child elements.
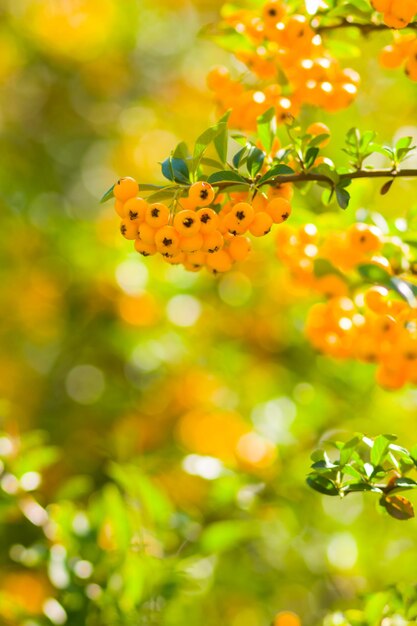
<box><xmin>212</xmin><ymin>168</ymin><xmax>417</xmax><ymax>190</ymax></box>
<box><xmin>314</xmin><ymin>17</ymin><xmax>417</xmax><ymax>34</ymax></box>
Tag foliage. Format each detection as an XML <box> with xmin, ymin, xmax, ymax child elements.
<box><xmin>1</xmin><ymin>0</ymin><xmax>417</xmax><ymax>625</ymax></box>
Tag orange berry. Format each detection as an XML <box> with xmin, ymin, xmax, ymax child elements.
<box><xmin>222</xmin><ymin>213</ymin><xmax>244</xmax><ymax>236</ymax></box>
<box><xmin>154</xmin><ymin>225</ymin><xmax>180</xmax><ymax>255</ymax></box>
<box><xmin>114</xmin><ymin>199</ymin><xmax>126</xmax><ymax>218</ymax></box>
<box><xmin>380</xmin><ymin>44</ymin><xmax>405</xmax><ymax>68</ymax></box>
<box><xmin>228</xmin><ymin>236</ymin><xmax>252</xmax><ymax>261</ymax></box>
<box><xmin>306</xmin><ymin>122</ymin><xmax>330</xmax><ymax>146</ymax></box>
<box><xmin>206</xmin><ymin>66</ymin><xmax>230</xmax><ymax>91</ymax></box>
<box><xmin>376</xmin><ymin>363</ymin><xmax>407</xmax><ymax>390</ymax></box>
<box><xmin>145</xmin><ymin>203</ymin><xmax>170</xmax><ymax>228</ymax></box>
<box><xmin>224</xmin><ymin>202</ymin><xmax>255</xmax><ymax>234</ymax></box>
<box><xmin>249</xmin><ymin>211</ymin><xmax>273</xmax><ymax>236</ymax></box>
<box><xmin>186</xmin><ymin>251</ymin><xmax>207</xmax><ymax>270</ymax></box>
<box><xmin>262</xmin><ymin>0</ymin><xmax>286</xmax><ymax>24</ymax></box>
<box><xmin>124</xmin><ymin>197</ymin><xmax>148</xmax><ymax>222</ymax></box>
<box><xmin>364</xmin><ymin>286</ymin><xmax>390</xmax><ymax>313</ymax></box>
<box><xmin>138</xmin><ymin>222</ymin><xmax>157</xmax><ymax>244</ymax></box>
<box><xmin>405</xmin><ymin>57</ymin><xmax>417</xmax><ymax>81</ymax></box>
<box><xmin>348</xmin><ymin>223</ymin><xmax>383</xmax><ymax>254</ymax></box>
<box><xmin>196</xmin><ymin>208</ymin><xmax>220</xmax><ymax>234</ymax></box>
<box><xmin>268</xmin><ymin>182</ymin><xmax>293</xmax><ymax>201</ymax></box>
<box><xmin>173</xmin><ymin>210</ymin><xmax>201</xmax><ymax>237</ymax></box>
<box><xmin>371</xmin><ymin>0</ymin><xmax>391</xmax><ymax>11</ymax></box>
<box><xmin>206</xmin><ymin>249</ymin><xmax>233</xmax><ymax>273</ymax></box>
<box><xmin>114</xmin><ymin>177</ymin><xmax>139</xmax><ymax>202</ymax></box>
<box><xmin>252</xmin><ymin>193</ymin><xmax>268</xmax><ymax>212</ymax></box>
<box><xmin>179</xmin><ymin>233</ymin><xmax>204</xmax><ymax>253</ymax></box>
<box><xmin>178</xmin><ymin>196</ymin><xmax>198</xmax><ymax>211</ymax></box>
<box><xmin>120</xmin><ymin>219</ymin><xmax>139</xmax><ymax>240</ymax></box>
<box><xmin>202</xmin><ymin>230</ymin><xmax>224</xmax><ymax>253</ymax></box>
<box><xmin>134</xmin><ymin>239</ymin><xmax>157</xmax><ymax>256</ymax></box>
<box><xmin>266</xmin><ymin>197</ymin><xmax>292</xmax><ymax>223</ymax></box>
<box><xmin>164</xmin><ymin>251</ymin><xmax>186</xmax><ymax>265</ymax></box>
<box><xmin>188</xmin><ymin>181</ymin><xmax>215</xmax><ymax>207</ymax></box>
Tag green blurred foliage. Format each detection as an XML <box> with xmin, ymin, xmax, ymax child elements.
<box><xmin>1</xmin><ymin>1</ymin><xmax>417</xmax><ymax>625</ymax></box>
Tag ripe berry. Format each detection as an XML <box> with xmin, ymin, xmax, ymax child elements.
<box><xmin>206</xmin><ymin>249</ymin><xmax>233</xmax><ymax>273</ymax></box>
<box><xmin>124</xmin><ymin>197</ymin><xmax>148</xmax><ymax>222</ymax></box>
<box><xmin>155</xmin><ymin>225</ymin><xmax>180</xmax><ymax>254</ymax></box>
<box><xmin>266</xmin><ymin>197</ymin><xmax>292</xmax><ymax>223</ymax></box>
<box><xmin>145</xmin><ymin>203</ymin><xmax>170</xmax><ymax>228</ymax></box>
<box><xmin>174</xmin><ymin>210</ymin><xmax>201</xmax><ymax>237</ymax></box>
<box><xmin>114</xmin><ymin>199</ymin><xmax>126</xmax><ymax>218</ymax></box>
<box><xmin>134</xmin><ymin>239</ymin><xmax>157</xmax><ymax>256</ymax></box>
<box><xmin>138</xmin><ymin>222</ymin><xmax>157</xmax><ymax>244</ymax></box>
<box><xmin>114</xmin><ymin>177</ymin><xmax>139</xmax><ymax>202</ymax></box>
<box><xmin>262</xmin><ymin>0</ymin><xmax>286</xmax><ymax>24</ymax></box>
<box><xmin>202</xmin><ymin>230</ymin><xmax>224</xmax><ymax>253</ymax></box>
<box><xmin>249</xmin><ymin>211</ymin><xmax>273</xmax><ymax>236</ymax></box>
<box><xmin>348</xmin><ymin>223</ymin><xmax>383</xmax><ymax>253</ymax></box>
<box><xmin>120</xmin><ymin>219</ymin><xmax>139</xmax><ymax>240</ymax></box>
<box><xmin>196</xmin><ymin>208</ymin><xmax>220</xmax><ymax>234</ymax></box>
<box><xmin>188</xmin><ymin>181</ymin><xmax>215</xmax><ymax>207</ymax></box>
<box><xmin>186</xmin><ymin>251</ymin><xmax>206</xmax><ymax>270</ymax></box>
<box><xmin>179</xmin><ymin>233</ymin><xmax>204</xmax><ymax>253</ymax></box>
<box><xmin>228</xmin><ymin>236</ymin><xmax>252</xmax><ymax>261</ymax></box>
<box><xmin>364</xmin><ymin>286</ymin><xmax>390</xmax><ymax>313</ymax></box>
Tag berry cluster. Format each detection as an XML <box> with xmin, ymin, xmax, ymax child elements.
<box><xmin>114</xmin><ymin>177</ymin><xmax>292</xmax><ymax>274</ymax></box>
<box><xmin>206</xmin><ymin>1</ymin><xmax>359</xmax><ymax>131</ymax></box>
<box><xmin>306</xmin><ymin>290</ymin><xmax>417</xmax><ymax>390</ymax></box>
<box><xmin>371</xmin><ymin>0</ymin><xmax>417</xmax><ymax>29</ymax></box>
<box><xmin>380</xmin><ymin>33</ymin><xmax>417</xmax><ymax>80</ymax></box>
<box><xmin>275</xmin><ymin>220</ymin><xmax>417</xmax><ymax>388</ymax></box>
<box><xmin>276</xmin><ymin>221</ymin><xmax>391</xmax><ymax>298</ymax></box>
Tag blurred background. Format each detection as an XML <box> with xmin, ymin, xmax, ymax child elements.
<box><xmin>1</xmin><ymin>0</ymin><xmax>417</xmax><ymax>624</ymax></box>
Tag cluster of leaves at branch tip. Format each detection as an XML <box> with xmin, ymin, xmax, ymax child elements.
<box><xmin>307</xmin><ymin>434</ymin><xmax>417</xmax><ymax>520</ymax></box>
<box><xmin>101</xmin><ymin>113</ymin><xmax>416</xmax><ymax>214</ymax></box>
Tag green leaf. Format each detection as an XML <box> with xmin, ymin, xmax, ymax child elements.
<box><xmin>357</xmin><ymin>263</ymin><xmax>391</xmax><ymax>283</ymax></box>
<box><xmin>395</xmin><ymin>136</ymin><xmax>413</xmax><ymax>151</ymax></box>
<box><xmin>101</xmin><ymin>184</ymin><xmax>115</xmax><ymax>203</ymax></box>
<box><xmin>256</xmin><ymin>107</ymin><xmax>276</xmax><ymax>153</ymax></box>
<box><xmin>138</xmin><ymin>183</ymin><xmax>166</xmax><ymax>191</ymax></box>
<box><xmin>200</xmin><ymin>157</ymin><xmax>225</xmax><ymax>169</ymax></box>
<box><xmin>194</xmin><ymin>117</ymin><xmax>229</xmax><ymax>164</ymax></box>
<box><xmin>380</xmin><ymin>495</ymin><xmax>414</xmax><ymax>520</ymax></box>
<box><xmin>343</xmin><ymin>483</ymin><xmax>383</xmax><ymax>494</ymax></box>
<box><xmin>232</xmin><ymin>146</ymin><xmax>249</xmax><ymax>169</ymax></box>
<box><xmin>308</xmin><ymin>133</ymin><xmax>330</xmax><ymax>149</ymax></box>
<box><xmin>305</xmin><ymin>147</ymin><xmax>319</xmax><ymax>169</ymax></box>
<box><xmin>335</xmin><ymin>186</ymin><xmax>350</xmax><ymax>209</ymax></box>
<box><xmin>314</xmin><ymin>163</ymin><xmax>339</xmax><ymax>186</ymax></box>
<box><xmin>213</xmin><ymin>111</ymin><xmax>231</xmax><ymax>164</ymax></box>
<box><xmin>371</xmin><ymin>435</ymin><xmax>392</xmax><ymax>467</ymax></box>
<box><xmin>313</xmin><ymin>258</ymin><xmax>345</xmax><ymax>279</ymax></box>
<box><xmin>339</xmin><ymin>437</ymin><xmax>361</xmax><ymax>466</ymax></box>
<box><xmin>207</xmin><ymin>170</ymin><xmax>248</xmax><ymax>185</ymax></box>
<box><xmin>172</xmin><ymin>141</ymin><xmax>190</xmax><ymax>159</ymax></box>
<box><xmin>306</xmin><ymin>475</ymin><xmax>339</xmax><ymax>496</ymax></box>
<box><xmin>161</xmin><ymin>156</ymin><xmax>190</xmax><ymax>183</ymax></box>
<box><xmin>246</xmin><ymin>146</ymin><xmax>265</xmax><ymax>177</ymax></box>
<box><xmin>258</xmin><ymin>164</ymin><xmax>294</xmax><ymax>185</ymax></box>
<box><xmin>145</xmin><ymin>188</ymin><xmax>177</xmax><ymax>203</ymax></box>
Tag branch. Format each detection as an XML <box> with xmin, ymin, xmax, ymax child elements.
<box><xmin>237</xmin><ymin>168</ymin><xmax>417</xmax><ymax>190</ymax></box>
<box><xmin>313</xmin><ymin>17</ymin><xmax>417</xmax><ymax>34</ymax></box>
